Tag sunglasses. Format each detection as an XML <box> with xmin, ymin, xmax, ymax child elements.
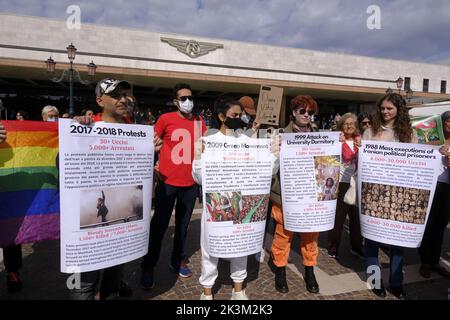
<box><xmin>294</xmin><ymin>108</ymin><xmax>315</xmax><ymax>116</ymax></box>
<box><xmin>361</xmin><ymin>121</ymin><xmax>371</xmax><ymax>125</ymax></box>
<box><xmin>108</xmin><ymin>90</ymin><xmax>132</xmax><ymax>100</ymax></box>
<box><xmin>178</xmin><ymin>96</ymin><xmax>193</xmax><ymax>102</ymax></box>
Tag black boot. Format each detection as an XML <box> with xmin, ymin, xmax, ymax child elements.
<box><xmin>274</xmin><ymin>266</ymin><xmax>289</xmax><ymax>293</ymax></box>
<box><xmin>304</xmin><ymin>266</ymin><xmax>319</xmax><ymax>294</ymax></box>
<box><xmin>268</xmin><ymin>256</ymin><xmax>289</xmax><ymax>293</ymax></box>
<box><xmin>371</xmin><ymin>280</ymin><xmax>386</xmax><ymax>298</ymax></box>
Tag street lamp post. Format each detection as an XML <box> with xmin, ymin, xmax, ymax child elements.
<box><xmin>45</xmin><ymin>43</ymin><xmax>97</xmax><ymax>116</ymax></box>
<box><xmin>386</xmin><ymin>77</ymin><xmax>405</xmax><ymax>95</ymax></box>
<box><xmin>396</xmin><ymin>77</ymin><xmax>404</xmax><ymax>93</ymax></box>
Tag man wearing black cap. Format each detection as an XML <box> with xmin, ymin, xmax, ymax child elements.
<box><xmin>94</xmin><ymin>78</ymin><xmax>134</xmax><ymax>122</ymax></box>
<box><xmin>69</xmin><ymin>78</ymin><xmax>136</xmax><ymax>300</ymax></box>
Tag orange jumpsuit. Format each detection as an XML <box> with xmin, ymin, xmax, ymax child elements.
<box><xmin>271</xmin><ymin>203</ymin><xmax>319</xmax><ymax>267</ymax></box>
<box><xmin>270</xmin><ymin>121</ymin><xmax>319</xmax><ymax>267</ymax></box>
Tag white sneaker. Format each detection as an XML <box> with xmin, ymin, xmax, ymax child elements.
<box><xmin>200</xmin><ymin>293</ymin><xmax>213</xmax><ymax>300</ymax></box>
<box><xmin>230</xmin><ymin>289</ymin><xmax>249</xmax><ymax>300</ymax></box>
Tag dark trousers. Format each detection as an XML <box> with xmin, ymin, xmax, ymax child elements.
<box><xmin>365</xmin><ymin>238</ymin><xmax>404</xmax><ymax>289</ymax></box>
<box><xmin>2</xmin><ymin>245</ymin><xmax>22</xmax><ymax>273</ymax></box>
<box><xmin>141</xmin><ymin>181</ymin><xmax>198</xmax><ymax>270</ymax></box>
<box><xmin>69</xmin><ymin>265</ymin><xmax>123</xmax><ymax>300</ymax></box>
<box><xmin>419</xmin><ymin>182</ymin><xmax>450</xmax><ymax>265</ymax></box>
<box><xmin>328</xmin><ymin>182</ymin><xmax>363</xmax><ymax>250</ymax></box>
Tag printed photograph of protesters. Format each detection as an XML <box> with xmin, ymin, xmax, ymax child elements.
<box><xmin>80</xmin><ymin>185</ymin><xmax>144</xmax><ymax>229</ymax></box>
<box><xmin>314</xmin><ymin>155</ymin><xmax>340</xmax><ymax>201</ymax></box>
<box><xmin>361</xmin><ymin>182</ymin><xmax>430</xmax><ymax>224</ymax></box>
<box><xmin>205</xmin><ymin>191</ymin><xmax>241</xmax><ymax>223</ymax></box>
<box><xmin>239</xmin><ymin>194</ymin><xmax>270</xmax><ymax>224</ymax></box>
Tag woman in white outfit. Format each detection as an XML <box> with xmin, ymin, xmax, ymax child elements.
<box><xmin>192</xmin><ymin>97</ymin><xmax>276</xmax><ymax>300</ymax></box>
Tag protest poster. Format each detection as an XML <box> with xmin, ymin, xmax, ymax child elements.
<box><xmin>411</xmin><ymin>115</ymin><xmax>445</xmax><ymax>145</ymax></box>
<box><xmin>358</xmin><ymin>141</ymin><xmax>440</xmax><ymax>248</ymax></box>
<box><xmin>255</xmin><ymin>85</ymin><xmax>284</xmax><ymax>126</ymax></box>
<box><xmin>201</xmin><ymin>133</ymin><xmax>273</xmax><ymax>258</ymax></box>
<box><xmin>280</xmin><ymin>132</ymin><xmax>341</xmax><ymax>232</ymax></box>
<box><xmin>59</xmin><ymin>119</ymin><xmax>154</xmax><ymax>273</ymax></box>
<box><xmin>0</xmin><ymin>121</ymin><xmax>60</xmax><ymax>247</ymax></box>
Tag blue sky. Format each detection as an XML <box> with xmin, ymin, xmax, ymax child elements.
<box><xmin>1</xmin><ymin>0</ymin><xmax>450</xmax><ymax>65</ymax></box>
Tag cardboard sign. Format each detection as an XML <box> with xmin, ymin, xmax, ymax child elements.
<box><xmin>255</xmin><ymin>85</ymin><xmax>283</xmax><ymax>126</ymax></box>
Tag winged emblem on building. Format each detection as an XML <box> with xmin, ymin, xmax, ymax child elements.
<box><xmin>161</xmin><ymin>37</ymin><xmax>224</xmax><ymax>58</ymax></box>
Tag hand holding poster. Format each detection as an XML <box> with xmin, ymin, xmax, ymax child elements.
<box><xmin>59</xmin><ymin>119</ymin><xmax>154</xmax><ymax>273</ymax></box>
<box><xmin>200</xmin><ymin>133</ymin><xmax>273</xmax><ymax>258</ymax></box>
<box><xmin>280</xmin><ymin>132</ymin><xmax>341</xmax><ymax>232</ymax></box>
<box><xmin>255</xmin><ymin>85</ymin><xmax>283</xmax><ymax>126</ymax></box>
<box><xmin>358</xmin><ymin>141</ymin><xmax>440</xmax><ymax>248</ymax></box>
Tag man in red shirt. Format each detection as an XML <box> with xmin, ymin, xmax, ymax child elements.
<box><xmin>141</xmin><ymin>83</ymin><xmax>206</xmax><ymax>289</ymax></box>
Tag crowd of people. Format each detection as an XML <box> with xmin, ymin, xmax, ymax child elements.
<box><xmin>0</xmin><ymin>79</ymin><xmax>449</xmax><ymax>302</ymax></box>
<box><xmin>4</xmin><ymin>98</ymin><xmax>169</xmax><ymax>126</ymax></box>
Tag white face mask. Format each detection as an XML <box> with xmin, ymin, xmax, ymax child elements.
<box><xmin>46</xmin><ymin>117</ymin><xmax>57</xmax><ymax>122</ymax></box>
<box><xmin>178</xmin><ymin>99</ymin><xmax>194</xmax><ymax>114</ymax></box>
<box><xmin>241</xmin><ymin>113</ymin><xmax>251</xmax><ymax>124</ymax></box>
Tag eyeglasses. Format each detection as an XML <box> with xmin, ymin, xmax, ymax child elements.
<box><xmin>178</xmin><ymin>96</ymin><xmax>193</xmax><ymax>102</ymax></box>
<box><xmin>343</xmin><ymin>122</ymin><xmax>356</xmax><ymax>127</ymax></box>
<box><xmin>294</xmin><ymin>108</ymin><xmax>314</xmax><ymax>116</ymax></box>
<box><xmin>361</xmin><ymin>121</ymin><xmax>371</xmax><ymax>125</ymax></box>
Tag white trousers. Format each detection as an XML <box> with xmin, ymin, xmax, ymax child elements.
<box><xmin>199</xmin><ymin>245</ymin><xmax>248</xmax><ymax>288</ymax></box>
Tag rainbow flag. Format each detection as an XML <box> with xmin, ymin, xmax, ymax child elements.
<box><xmin>0</xmin><ymin>121</ymin><xmax>60</xmax><ymax>247</ymax></box>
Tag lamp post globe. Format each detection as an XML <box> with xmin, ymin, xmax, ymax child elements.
<box><xmin>45</xmin><ymin>57</ymin><xmax>56</xmax><ymax>74</ymax></box>
<box><xmin>45</xmin><ymin>44</ymin><xmax>95</xmax><ymax>117</ymax></box>
<box><xmin>67</xmin><ymin>43</ymin><xmax>77</xmax><ymax>62</ymax></box>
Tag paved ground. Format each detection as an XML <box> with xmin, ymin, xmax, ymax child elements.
<box><xmin>1</xmin><ymin>210</ymin><xmax>449</xmax><ymax>300</ymax></box>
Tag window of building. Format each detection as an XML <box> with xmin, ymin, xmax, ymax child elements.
<box><xmin>441</xmin><ymin>80</ymin><xmax>447</xmax><ymax>94</ymax></box>
<box><xmin>404</xmin><ymin>77</ymin><xmax>411</xmax><ymax>91</ymax></box>
<box><xmin>423</xmin><ymin>79</ymin><xmax>429</xmax><ymax>92</ymax></box>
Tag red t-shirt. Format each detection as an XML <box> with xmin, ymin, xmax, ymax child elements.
<box><xmin>155</xmin><ymin>112</ymin><xmax>206</xmax><ymax>187</ymax></box>
<box><xmin>93</xmin><ymin>113</ymin><xmax>132</xmax><ymax>124</ymax></box>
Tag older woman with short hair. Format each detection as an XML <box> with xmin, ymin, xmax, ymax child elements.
<box><xmin>328</xmin><ymin>112</ymin><xmax>364</xmax><ymax>260</ymax></box>
<box><xmin>41</xmin><ymin>105</ymin><xmax>59</xmax><ymax>122</ymax></box>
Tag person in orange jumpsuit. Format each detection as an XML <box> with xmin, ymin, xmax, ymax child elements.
<box><xmin>269</xmin><ymin>95</ymin><xmax>320</xmax><ymax>294</ymax></box>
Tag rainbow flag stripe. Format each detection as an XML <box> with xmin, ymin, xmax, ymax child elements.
<box><xmin>0</xmin><ymin>121</ymin><xmax>60</xmax><ymax>247</ymax></box>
